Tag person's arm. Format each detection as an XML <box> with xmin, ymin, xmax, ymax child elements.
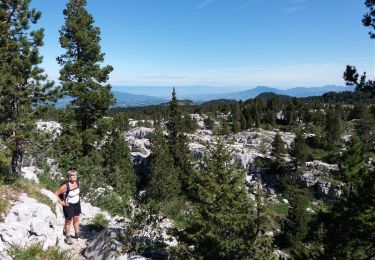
<box><xmin>55</xmin><ymin>184</ymin><xmax>69</xmax><ymax>206</ymax></box>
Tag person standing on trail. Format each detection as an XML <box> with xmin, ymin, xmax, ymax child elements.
<box><xmin>55</xmin><ymin>169</ymin><xmax>81</xmax><ymax>245</ymax></box>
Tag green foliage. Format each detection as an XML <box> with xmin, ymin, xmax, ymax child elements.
<box><xmin>322</xmin><ymin>169</ymin><xmax>375</xmax><ymax>259</ymax></box>
<box><xmin>166</xmin><ymin>88</ymin><xmax>195</xmax><ymax>196</ymax></box>
<box><xmin>92</xmin><ymin>213</ymin><xmax>109</xmax><ymax>230</ymax></box>
<box><xmin>96</xmin><ymin>193</ymin><xmax>126</xmax><ymax>216</ymax></box>
<box><xmin>182</xmin><ymin>114</ymin><xmax>198</xmax><ymax>133</ymax></box>
<box><xmin>0</xmin><ymin>0</ymin><xmax>57</xmax><ymax>174</ymax></box>
<box><xmin>271</xmin><ymin>133</ymin><xmax>286</xmax><ymax>160</ymax></box>
<box><xmin>147</xmin><ymin>125</ymin><xmax>180</xmax><ymax>202</ymax></box>
<box><xmin>290</xmin><ymin>131</ymin><xmax>307</xmax><ymax>169</ymax></box>
<box><xmin>102</xmin><ymin>131</ymin><xmax>136</xmax><ymax>199</ymax></box>
<box><xmin>277</xmin><ymin>192</ymin><xmax>311</xmax><ymax>258</ymax></box>
<box><xmin>181</xmin><ymin>138</ymin><xmax>258</xmax><ymax>259</ymax></box>
<box><xmin>0</xmin><ymin>197</ymin><xmax>9</xmax><ymax>221</ymax></box>
<box><xmin>57</xmin><ymin>0</ymin><xmax>114</xmax><ymax>155</ymax></box>
<box><xmin>324</xmin><ymin>107</ymin><xmax>342</xmax><ymax>150</ymax></box>
<box><xmin>10</xmin><ymin>244</ymin><xmax>70</xmax><ymax>260</ymax></box>
<box><xmin>11</xmin><ymin>178</ymin><xmax>55</xmax><ymax>214</ymax></box>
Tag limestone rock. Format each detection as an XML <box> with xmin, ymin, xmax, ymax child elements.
<box><xmin>0</xmin><ymin>193</ymin><xmax>64</xmax><ymax>251</ymax></box>
<box><xmin>36</xmin><ymin>121</ymin><xmax>62</xmax><ymax>140</ymax></box>
<box><xmin>20</xmin><ymin>166</ymin><xmax>40</xmax><ymax>183</ymax></box>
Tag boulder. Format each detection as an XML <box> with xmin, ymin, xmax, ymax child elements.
<box><xmin>84</xmin><ymin>228</ymin><xmax>125</xmax><ymax>260</ymax></box>
<box><xmin>127</xmin><ymin>127</ymin><xmax>154</xmax><ymax>139</ymax></box>
<box><xmin>0</xmin><ymin>193</ymin><xmax>64</xmax><ymax>251</ymax></box>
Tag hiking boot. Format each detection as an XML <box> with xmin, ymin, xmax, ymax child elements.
<box><xmin>75</xmin><ymin>231</ymin><xmax>82</xmax><ymax>239</ymax></box>
<box><xmin>65</xmin><ymin>236</ymin><xmax>73</xmax><ymax>245</ymax></box>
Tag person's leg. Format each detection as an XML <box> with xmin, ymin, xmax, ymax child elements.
<box><xmin>64</xmin><ymin>218</ymin><xmax>73</xmax><ymax>244</ymax></box>
<box><xmin>73</xmin><ymin>215</ymin><xmax>80</xmax><ymax>237</ymax></box>
<box><xmin>65</xmin><ymin>218</ymin><xmax>71</xmax><ymax>236</ymax></box>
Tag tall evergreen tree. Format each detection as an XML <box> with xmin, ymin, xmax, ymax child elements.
<box><xmin>102</xmin><ymin>131</ymin><xmax>136</xmax><ymax>199</ymax></box>
<box><xmin>183</xmin><ymin>138</ymin><xmax>256</xmax><ymax>259</ymax></box>
<box><xmin>230</xmin><ymin>103</ymin><xmax>242</xmax><ymax>133</ymax></box>
<box><xmin>147</xmin><ymin>125</ymin><xmax>180</xmax><ymax>202</ymax></box>
<box><xmin>323</xmin><ymin>169</ymin><xmax>375</xmax><ymax>259</ymax></box>
<box><xmin>271</xmin><ymin>133</ymin><xmax>286</xmax><ymax>160</ymax></box>
<box><xmin>278</xmin><ymin>192</ymin><xmax>310</xmax><ymax>258</ymax></box>
<box><xmin>57</xmin><ymin>0</ymin><xmax>114</xmax><ymax>155</ymax></box>
<box><xmin>166</xmin><ymin>88</ymin><xmax>194</xmax><ymax>194</ymax></box>
<box><xmin>0</xmin><ymin>0</ymin><xmax>56</xmax><ymax>174</ymax></box>
<box><xmin>290</xmin><ymin>131</ymin><xmax>307</xmax><ymax>170</ymax></box>
<box><xmin>324</xmin><ymin>107</ymin><xmax>342</xmax><ymax>149</ymax></box>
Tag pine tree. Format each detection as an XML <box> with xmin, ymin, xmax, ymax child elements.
<box><xmin>341</xmin><ymin>133</ymin><xmax>363</xmax><ymax>185</ymax></box>
<box><xmin>230</xmin><ymin>103</ymin><xmax>242</xmax><ymax>133</ymax></box>
<box><xmin>102</xmin><ymin>131</ymin><xmax>136</xmax><ymax>199</ymax></box>
<box><xmin>290</xmin><ymin>131</ymin><xmax>307</xmax><ymax>170</ymax></box>
<box><xmin>278</xmin><ymin>192</ymin><xmax>310</xmax><ymax>258</ymax></box>
<box><xmin>323</xmin><ymin>169</ymin><xmax>375</xmax><ymax>259</ymax></box>
<box><xmin>57</xmin><ymin>0</ymin><xmax>114</xmax><ymax>155</ymax></box>
<box><xmin>183</xmin><ymin>138</ymin><xmax>256</xmax><ymax>259</ymax></box>
<box><xmin>324</xmin><ymin>107</ymin><xmax>342</xmax><ymax>149</ymax></box>
<box><xmin>271</xmin><ymin>133</ymin><xmax>286</xmax><ymax>160</ymax></box>
<box><xmin>147</xmin><ymin>125</ymin><xmax>180</xmax><ymax>202</ymax></box>
<box><xmin>166</xmin><ymin>88</ymin><xmax>194</xmax><ymax>194</ymax></box>
<box><xmin>0</xmin><ymin>0</ymin><xmax>56</xmax><ymax>174</ymax></box>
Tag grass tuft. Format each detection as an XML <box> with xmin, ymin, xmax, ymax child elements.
<box><xmin>10</xmin><ymin>243</ymin><xmax>71</xmax><ymax>260</ymax></box>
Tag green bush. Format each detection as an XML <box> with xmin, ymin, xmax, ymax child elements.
<box><xmin>0</xmin><ymin>197</ymin><xmax>9</xmax><ymax>221</ymax></box>
<box><xmin>92</xmin><ymin>213</ymin><xmax>109</xmax><ymax>230</ymax></box>
<box><xmin>96</xmin><ymin>193</ymin><xmax>125</xmax><ymax>216</ymax></box>
<box><xmin>10</xmin><ymin>244</ymin><xmax>71</xmax><ymax>260</ymax></box>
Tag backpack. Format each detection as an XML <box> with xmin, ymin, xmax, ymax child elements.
<box><xmin>58</xmin><ymin>180</ymin><xmax>79</xmax><ymax>201</ymax></box>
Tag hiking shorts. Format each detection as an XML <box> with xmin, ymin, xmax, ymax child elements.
<box><xmin>63</xmin><ymin>201</ymin><xmax>81</xmax><ymax>219</ymax></box>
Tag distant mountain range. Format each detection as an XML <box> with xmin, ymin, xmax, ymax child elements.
<box><xmin>56</xmin><ymin>85</ymin><xmax>355</xmax><ymax>107</ymax></box>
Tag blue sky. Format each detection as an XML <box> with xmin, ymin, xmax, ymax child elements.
<box><xmin>31</xmin><ymin>0</ymin><xmax>374</xmax><ymax>88</ymax></box>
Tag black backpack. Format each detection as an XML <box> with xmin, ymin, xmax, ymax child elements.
<box><xmin>58</xmin><ymin>180</ymin><xmax>79</xmax><ymax>201</ymax></box>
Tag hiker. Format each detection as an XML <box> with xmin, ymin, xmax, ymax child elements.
<box><xmin>55</xmin><ymin>169</ymin><xmax>81</xmax><ymax>245</ymax></box>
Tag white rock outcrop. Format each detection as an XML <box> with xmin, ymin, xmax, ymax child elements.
<box><xmin>36</xmin><ymin>121</ymin><xmax>62</xmax><ymax>140</ymax></box>
<box><xmin>0</xmin><ymin>193</ymin><xmax>64</xmax><ymax>251</ymax></box>
<box><xmin>20</xmin><ymin>166</ymin><xmax>40</xmax><ymax>184</ymax></box>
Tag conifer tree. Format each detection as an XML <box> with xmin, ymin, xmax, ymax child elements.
<box><xmin>271</xmin><ymin>133</ymin><xmax>286</xmax><ymax>160</ymax></box>
<box><xmin>290</xmin><ymin>131</ymin><xmax>307</xmax><ymax>170</ymax></box>
<box><xmin>323</xmin><ymin>169</ymin><xmax>375</xmax><ymax>259</ymax></box>
<box><xmin>166</xmin><ymin>88</ymin><xmax>194</xmax><ymax>194</ymax></box>
<box><xmin>324</xmin><ymin>107</ymin><xmax>342</xmax><ymax>149</ymax></box>
<box><xmin>230</xmin><ymin>103</ymin><xmax>242</xmax><ymax>133</ymax></box>
<box><xmin>278</xmin><ymin>192</ymin><xmax>310</xmax><ymax>258</ymax></box>
<box><xmin>102</xmin><ymin>131</ymin><xmax>135</xmax><ymax>199</ymax></box>
<box><xmin>57</xmin><ymin>0</ymin><xmax>114</xmax><ymax>155</ymax></box>
<box><xmin>147</xmin><ymin>125</ymin><xmax>180</xmax><ymax>202</ymax></box>
<box><xmin>0</xmin><ymin>0</ymin><xmax>56</xmax><ymax>174</ymax></box>
<box><xmin>183</xmin><ymin>138</ymin><xmax>256</xmax><ymax>259</ymax></box>
<box><xmin>341</xmin><ymin>134</ymin><xmax>363</xmax><ymax>185</ymax></box>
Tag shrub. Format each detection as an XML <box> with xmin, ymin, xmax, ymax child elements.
<box><xmin>96</xmin><ymin>193</ymin><xmax>125</xmax><ymax>216</ymax></box>
<box><xmin>0</xmin><ymin>197</ymin><xmax>9</xmax><ymax>221</ymax></box>
<box><xmin>10</xmin><ymin>244</ymin><xmax>70</xmax><ymax>260</ymax></box>
<box><xmin>92</xmin><ymin>213</ymin><xmax>109</xmax><ymax>230</ymax></box>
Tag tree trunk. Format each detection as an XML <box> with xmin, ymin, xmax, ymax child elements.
<box><xmin>11</xmin><ymin>138</ymin><xmax>26</xmax><ymax>175</ymax></box>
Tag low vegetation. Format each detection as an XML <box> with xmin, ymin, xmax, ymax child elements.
<box><xmin>10</xmin><ymin>244</ymin><xmax>70</xmax><ymax>260</ymax></box>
